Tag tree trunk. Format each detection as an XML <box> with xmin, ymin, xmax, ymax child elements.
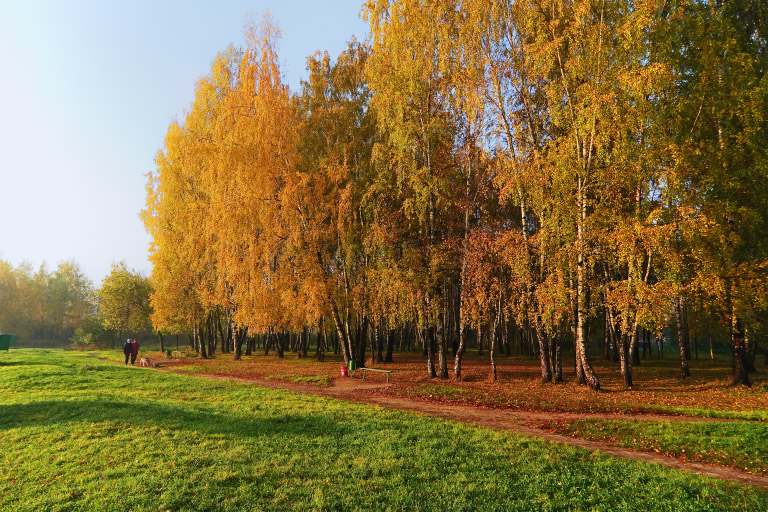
<box><xmin>533</xmin><ymin>315</ymin><xmax>552</xmax><ymax>383</ymax></box>
<box><xmin>576</xmin><ymin>179</ymin><xmax>600</xmax><ymax>390</ymax></box>
<box><xmin>491</xmin><ymin>307</ymin><xmax>502</xmax><ymax>382</ymax></box>
<box><xmin>368</xmin><ymin>320</ymin><xmax>377</xmax><ymax>365</ymax></box>
<box><xmin>385</xmin><ymin>321</ymin><xmax>394</xmax><ymax>363</ymax></box>
<box><xmin>569</xmin><ymin>275</ymin><xmax>581</xmax><ymax>380</ymax></box>
<box><xmin>330</xmin><ymin>299</ymin><xmax>352</xmax><ymax>366</ymax></box>
<box><xmin>206</xmin><ymin>315</ymin><xmax>215</xmax><ymax>356</ymax></box>
<box><xmin>682</xmin><ymin>300</ymin><xmax>691</xmax><ymax>360</ymax></box>
<box><xmin>197</xmin><ymin>323</ymin><xmax>208</xmax><ymax>359</ymax></box>
<box><xmin>422</xmin><ymin>327</ymin><xmax>437</xmax><ymax>378</ymax></box>
<box><xmin>490</xmin><ymin>296</ymin><xmax>503</xmax><ymax>381</ymax></box>
<box><xmin>694</xmin><ymin>335</ymin><xmax>698</xmax><ymax>360</ymax></box>
<box><xmin>437</xmin><ymin>308</ymin><xmax>449</xmax><ymax>379</ymax></box>
<box><xmin>744</xmin><ymin>326</ymin><xmax>756</xmax><ymax>372</ymax></box>
<box><xmin>454</xmin><ymin>322</ymin><xmax>467</xmax><ymax>380</ymax></box>
<box><xmin>642</xmin><ymin>328</ymin><xmax>648</xmax><ymax>359</ymax></box>
<box><xmin>489</xmin><ymin>324</ymin><xmax>497</xmax><ymax>381</ymax></box>
<box><xmin>631</xmin><ymin>328</ymin><xmax>641</xmax><ymax>366</ymax></box>
<box><xmin>618</xmin><ymin>316</ymin><xmax>639</xmax><ymax>388</ymax></box>
<box><xmin>356</xmin><ymin>315</ymin><xmax>368</xmax><ymax>368</ymax></box>
<box><xmin>158</xmin><ymin>332</ymin><xmax>164</xmax><ymax>353</ymax></box>
<box><xmin>618</xmin><ymin>331</ymin><xmax>632</xmax><ymax>388</ymax></box>
<box><xmin>552</xmin><ymin>331</ymin><xmax>563</xmax><ymax>382</ymax></box>
<box><xmin>333</xmin><ymin>329</ymin><xmax>340</xmax><ymax>355</ymax></box>
<box><xmin>316</xmin><ymin>317</ymin><xmax>325</xmax><ymax>361</ymax></box>
<box><xmin>376</xmin><ymin>322</ymin><xmax>384</xmax><ymax>363</ymax></box>
<box><xmin>674</xmin><ymin>296</ymin><xmax>690</xmax><ymax>379</ymax></box>
<box><xmin>603</xmin><ymin>307</ymin><xmax>612</xmax><ymax>361</ymax></box>
<box><xmin>477</xmin><ymin>324</ymin><xmax>484</xmax><ymax>356</ymax></box>
<box><xmin>730</xmin><ymin>311</ymin><xmax>751</xmax><ymax>387</ymax></box>
<box><xmin>234</xmin><ymin>327</ymin><xmax>245</xmax><ymax>361</ymax></box>
<box><xmin>216</xmin><ymin>313</ymin><xmax>227</xmax><ymax>354</ymax></box>
<box><xmin>275</xmin><ymin>331</ymin><xmax>285</xmax><ymax>358</ymax></box>
<box><xmin>503</xmin><ymin>317</ymin><xmax>511</xmax><ymax>356</ymax></box>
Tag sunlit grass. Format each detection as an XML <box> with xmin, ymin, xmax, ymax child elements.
<box><xmin>537</xmin><ymin>418</ymin><xmax>768</xmax><ymax>474</ymax></box>
<box><xmin>412</xmin><ymin>384</ymin><xmax>478</xmax><ymax>398</ymax></box>
<box><xmin>2</xmin><ymin>349</ymin><xmax>766</xmax><ymax>510</ymax></box>
<box><xmin>85</xmin><ymin>347</ymin><xmax>768</xmax><ymax>419</ymax></box>
<box><xmin>264</xmin><ymin>374</ymin><xmax>331</xmax><ymax>386</ymax></box>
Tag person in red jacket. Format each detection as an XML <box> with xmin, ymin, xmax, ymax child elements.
<box><xmin>130</xmin><ymin>339</ymin><xmax>139</xmax><ymax>365</ymax></box>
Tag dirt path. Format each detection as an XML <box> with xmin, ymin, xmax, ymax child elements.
<box><xmin>187</xmin><ymin>372</ymin><xmax>768</xmax><ymax>489</ymax></box>
<box><xmin>90</xmin><ymin>354</ymin><xmax>768</xmax><ymax>489</ymax></box>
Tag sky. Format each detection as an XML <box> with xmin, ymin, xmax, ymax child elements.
<box><xmin>0</xmin><ymin>0</ymin><xmax>368</xmax><ymax>286</ymax></box>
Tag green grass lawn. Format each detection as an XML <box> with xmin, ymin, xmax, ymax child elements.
<box><xmin>537</xmin><ymin>418</ymin><xmax>768</xmax><ymax>474</ymax></box>
<box><xmin>1</xmin><ymin>349</ymin><xmax>767</xmax><ymax>511</ymax></box>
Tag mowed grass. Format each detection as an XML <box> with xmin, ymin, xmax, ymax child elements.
<box><xmin>537</xmin><ymin>418</ymin><xmax>768</xmax><ymax>474</ymax></box>
<box><xmin>93</xmin><ymin>346</ymin><xmax>768</xmax><ymax>421</ymax></box>
<box><xmin>0</xmin><ymin>350</ymin><xmax>766</xmax><ymax>511</ymax></box>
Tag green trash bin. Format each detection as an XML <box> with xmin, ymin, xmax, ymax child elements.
<box><xmin>166</xmin><ymin>350</ymin><xmax>172</xmax><ymax>357</ymax></box>
<box><xmin>348</xmin><ymin>360</ymin><xmax>357</xmax><ymax>371</ymax></box>
<box><xmin>0</xmin><ymin>334</ymin><xmax>11</xmax><ymax>352</ymax></box>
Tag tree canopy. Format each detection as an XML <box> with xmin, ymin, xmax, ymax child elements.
<box><xmin>143</xmin><ymin>4</ymin><xmax>768</xmax><ymax>388</ymax></box>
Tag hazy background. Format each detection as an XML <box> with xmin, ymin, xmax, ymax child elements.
<box><xmin>0</xmin><ymin>0</ymin><xmax>368</xmax><ymax>285</ymax></box>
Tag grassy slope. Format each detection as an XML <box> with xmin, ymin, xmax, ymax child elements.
<box><xmin>0</xmin><ymin>349</ymin><xmax>766</xmax><ymax>511</ymax></box>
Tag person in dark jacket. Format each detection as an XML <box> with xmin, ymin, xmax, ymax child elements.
<box><xmin>131</xmin><ymin>339</ymin><xmax>140</xmax><ymax>365</ymax></box>
<box><xmin>123</xmin><ymin>339</ymin><xmax>132</xmax><ymax>365</ymax></box>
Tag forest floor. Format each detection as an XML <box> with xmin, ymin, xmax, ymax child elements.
<box><xmin>97</xmin><ymin>347</ymin><xmax>768</xmax><ymax>489</ymax></box>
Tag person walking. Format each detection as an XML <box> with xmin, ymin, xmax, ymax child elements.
<box><xmin>131</xmin><ymin>338</ymin><xmax>140</xmax><ymax>366</ymax></box>
<box><xmin>123</xmin><ymin>339</ymin><xmax>133</xmax><ymax>365</ymax></box>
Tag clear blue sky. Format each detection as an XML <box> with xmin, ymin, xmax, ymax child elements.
<box><xmin>0</xmin><ymin>0</ymin><xmax>368</xmax><ymax>286</ymax></box>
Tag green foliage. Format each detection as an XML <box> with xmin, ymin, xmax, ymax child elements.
<box><xmin>98</xmin><ymin>262</ymin><xmax>153</xmax><ymax>338</ymax></box>
<box><xmin>0</xmin><ymin>259</ymin><xmax>96</xmax><ymax>340</ymax></box>
<box><xmin>70</xmin><ymin>315</ymin><xmax>114</xmax><ymax>350</ymax></box>
<box><xmin>70</xmin><ymin>328</ymin><xmax>98</xmax><ymax>350</ymax></box>
<box><xmin>2</xmin><ymin>349</ymin><xmax>767</xmax><ymax>510</ymax></box>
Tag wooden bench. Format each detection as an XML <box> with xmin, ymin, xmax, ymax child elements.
<box><xmin>171</xmin><ymin>350</ymin><xmax>183</xmax><ymax>359</ymax></box>
<box><xmin>360</xmin><ymin>368</ymin><xmax>393</xmax><ymax>383</ymax></box>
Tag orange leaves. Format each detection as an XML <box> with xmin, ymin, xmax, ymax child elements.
<box><xmin>142</xmin><ymin>14</ymin><xmax>297</xmax><ymax>335</ymax></box>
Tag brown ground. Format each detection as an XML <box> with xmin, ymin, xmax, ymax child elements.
<box><xmin>93</xmin><ymin>349</ymin><xmax>768</xmax><ymax>489</ymax></box>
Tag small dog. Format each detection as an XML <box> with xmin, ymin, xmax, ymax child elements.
<box><xmin>139</xmin><ymin>356</ymin><xmax>151</xmax><ymax>367</ymax></box>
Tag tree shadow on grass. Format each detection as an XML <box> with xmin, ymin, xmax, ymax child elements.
<box><xmin>0</xmin><ymin>360</ymin><xmax>53</xmax><ymax>367</ymax></box>
<box><xmin>3</xmin><ymin>396</ymin><xmax>767</xmax><ymax>510</ymax></box>
<box><xmin>0</xmin><ymin>397</ymin><xmax>363</xmax><ymax>442</ymax></box>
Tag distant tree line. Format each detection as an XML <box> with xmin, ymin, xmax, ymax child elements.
<box><xmin>0</xmin><ymin>259</ymin><xmax>153</xmax><ymax>347</ymax></box>
<box><xmin>143</xmin><ymin>1</ymin><xmax>768</xmax><ymax>388</ymax></box>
